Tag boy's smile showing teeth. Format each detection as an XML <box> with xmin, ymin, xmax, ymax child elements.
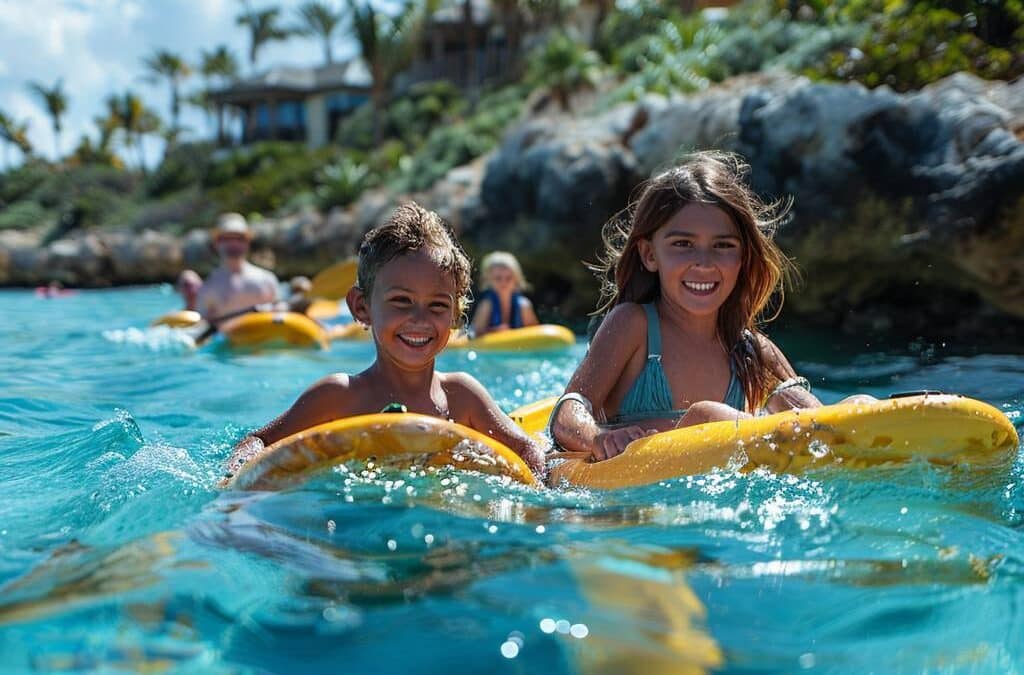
<box><xmin>398</xmin><ymin>333</ymin><xmax>433</xmax><ymax>348</ymax></box>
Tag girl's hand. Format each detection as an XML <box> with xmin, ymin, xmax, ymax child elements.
<box><xmin>592</xmin><ymin>426</ymin><xmax>657</xmax><ymax>461</ymax></box>
<box><xmin>764</xmin><ymin>385</ymin><xmax>820</xmax><ymax>413</ymax></box>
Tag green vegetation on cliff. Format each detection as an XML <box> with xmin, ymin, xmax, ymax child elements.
<box><xmin>0</xmin><ymin>0</ymin><xmax>1019</xmax><ymax>245</ymax></box>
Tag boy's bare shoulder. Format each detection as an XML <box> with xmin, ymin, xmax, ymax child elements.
<box><xmin>439</xmin><ymin>370</ymin><xmax>487</xmax><ymax>397</ymax></box>
<box><xmin>301</xmin><ymin>372</ymin><xmax>354</xmax><ymax>401</ymax></box>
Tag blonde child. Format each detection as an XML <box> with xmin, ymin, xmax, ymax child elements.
<box><xmin>470</xmin><ymin>252</ymin><xmax>539</xmax><ymax>336</ymax></box>
<box><xmin>224</xmin><ymin>204</ymin><xmax>546</xmax><ymax>482</ymax></box>
<box><xmin>551</xmin><ymin>151</ymin><xmax>853</xmax><ymax>461</ymax></box>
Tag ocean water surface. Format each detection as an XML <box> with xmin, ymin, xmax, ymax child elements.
<box><xmin>0</xmin><ymin>286</ymin><xmax>1022</xmax><ymax>674</ymax></box>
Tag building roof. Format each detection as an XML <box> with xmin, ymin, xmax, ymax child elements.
<box><xmin>429</xmin><ymin>0</ymin><xmax>492</xmax><ymax>25</ymax></box>
<box><xmin>210</xmin><ymin>60</ymin><xmax>371</xmax><ymax>104</ymax></box>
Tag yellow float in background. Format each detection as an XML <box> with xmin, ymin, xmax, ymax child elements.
<box><xmin>305</xmin><ymin>299</ymin><xmax>342</xmax><ymax>321</ymax></box>
<box><xmin>227</xmin><ymin>413</ymin><xmax>538</xmax><ymax>491</ymax></box>
<box><xmin>308</xmin><ymin>258</ymin><xmax>358</xmax><ymax>301</ymax></box>
<box><xmin>151</xmin><ymin>310</ymin><xmax>201</xmax><ymax>328</ymax></box>
<box><xmin>447</xmin><ymin>324</ymin><xmax>575</xmax><ymax>352</ymax></box>
<box><xmin>327</xmin><ymin>322</ymin><xmax>371</xmax><ymax>342</ymax></box>
<box><xmin>219</xmin><ymin>311</ymin><xmax>329</xmax><ymax>350</ymax></box>
<box><xmin>538</xmin><ymin>394</ymin><xmax>1019</xmax><ymax>489</ymax></box>
<box><xmin>510</xmin><ymin>395</ymin><xmax>560</xmax><ymax>434</ymax></box>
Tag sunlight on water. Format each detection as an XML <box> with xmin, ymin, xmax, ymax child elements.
<box><xmin>0</xmin><ymin>287</ymin><xmax>1022</xmax><ymax>673</ymax></box>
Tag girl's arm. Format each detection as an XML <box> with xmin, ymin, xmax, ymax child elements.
<box><xmin>519</xmin><ymin>296</ymin><xmax>539</xmax><ymax>327</ymax></box>
<box><xmin>221</xmin><ymin>375</ymin><xmax>350</xmax><ymax>484</ymax></box>
<box><xmin>447</xmin><ymin>373</ymin><xmax>547</xmax><ymax>477</ymax></box>
<box><xmin>469</xmin><ymin>297</ymin><xmax>495</xmax><ymax>336</ymax></box>
<box><xmin>551</xmin><ymin>304</ymin><xmax>655</xmax><ymax>460</ymax></box>
<box><xmin>757</xmin><ymin>336</ymin><xmax>822</xmax><ymax>412</ymax></box>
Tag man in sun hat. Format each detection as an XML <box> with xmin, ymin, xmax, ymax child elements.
<box><xmin>195</xmin><ymin>213</ymin><xmax>280</xmax><ymax>321</ymax></box>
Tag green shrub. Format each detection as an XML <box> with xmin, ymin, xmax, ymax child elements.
<box><xmin>146</xmin><ymin>141</ymin><xmax>215</xmax><ymax>197</ymax></box>
<box><xmin>207</xmin><ymin>143</ymin><xmax>335</xmax><ymax>215</ymax></box>
<box><xmin>391</xmin><ymin>85</ymin><xmax>525</xmax><ymax>193</ymax></box>
<box><xmin>596</xmin><ymin>0</ymin><xmax>681</xmax><ymax>61</ymax></box>
<box><xmin>203</xmin><ymin>141</ymin><xmax>319</xmax><ymax>189</ymax></box>
<box><xmin>525</xmin><ymin>34</ymin><xmax>604</xmax><ymax>111</ymax></box>
<box><xmin>806</xmin><ymin>1</ymin><xmax>1023</xmax><ymax>90</ymax></box>
<box><xmin>335</xmin><ymin>81</ymin><xmax>467</xmax><ymax>151</ymax></box>
<box><xmin>315</xmin><ymin>156</ymin><xmax>376</xmax><ymax>208</ymax></box>
<box><xmin>0</xmin><ymin>161</ymin><xmax>51</xmax><ymax>206</ymax></box>
<box><xmin>0</xmin><ymin>200</ymin><xmax>49</xmax><ymax>230</ymax></box>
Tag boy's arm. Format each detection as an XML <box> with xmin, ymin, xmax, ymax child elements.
<box><xmin>447</xmin><ymin>372</ymin><xmax>548</xmax><ymax>479</ymax></box>
<box><xmin>221</xmin><ymin>374</ymin><xmax>350</xmax><ymax>485</ymax></box>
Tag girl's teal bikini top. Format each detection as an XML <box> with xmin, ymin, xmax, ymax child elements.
<box><xmin>611</xmin><ymin>303</ymin><xmax>746</xmax><ymax>425</ymax></box>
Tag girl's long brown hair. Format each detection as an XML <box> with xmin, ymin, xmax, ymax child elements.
<box><xmin>592</xmin><ymin>151</ymin><xmax>796</xmax><ymax>408</ymax></box>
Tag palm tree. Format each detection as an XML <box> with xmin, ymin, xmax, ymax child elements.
<box><xmin>525</xmin><ymin>33</ymin><xmax>602</xmax><ymax>111</ymax></box>
<box><xmin>295</xmin><ymin>1</ymin><xmax>345</xmax><ymax>65</ymax></box>
<box><xmin>142</xmin><ymin>49</ymin><xmax>191</xmax><ymax>143</ymax></box>
<box><xmin>26</xmin><ymin>78</ymin><xmax>68</xmax><ymax>158</ymax></box>
<box><xmin>105</xmin><ymin>92</ymin><xmax>162</xmax><ymax>172</ymax></box>
<box><xmin>346</xmin><ymin>0</ymin><xmax>425</xmax><ymax>143</ymax></box>
<box><xmin>8</xmin><ymin>119</ymin><xmax>32</xmax><ymax>158</ymax></box>
<box><xmin>200</xmin><ymin>45</ymin><xmax>240</xmax><ymax>143</ymax></box>
<box><xmin>0</xmin><ymin>111</ymin><xmax>13</xmax><ymax>168</ymax></box>
<box><xmin>0</xmin><ymin>113</ymin><xmax>33</xmax><ymax>168</ymax></box>
<box><xmin>236</xmin><ymin>3</ymin><xmax>291</xmax><ymax>72</ymax></box>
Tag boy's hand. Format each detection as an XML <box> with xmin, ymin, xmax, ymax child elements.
<box><xmin>592</xmin><ymin>426</ymin><xmax>656</xmax><ymax>461</ymax></box>
<box><xmin>220</xmin><ymin>434</ymin><xmax>265</xmax><ymax>488</ymax></box>
<box><xmin>520</xmin><ymin>444</ymin><xmax>547</xmax><ymax>479</ymax></box>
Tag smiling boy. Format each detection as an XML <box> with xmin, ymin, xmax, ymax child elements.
<box><xmin>224</xmin><ymin>203</ymin><xmax>547</xmax><ymax>483</ymax></box>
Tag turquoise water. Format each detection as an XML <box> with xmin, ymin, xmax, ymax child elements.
<box><xmin>1</xmin><ymin>286</ymin><xmax>1022</xmax><ymax>674</ymax></box>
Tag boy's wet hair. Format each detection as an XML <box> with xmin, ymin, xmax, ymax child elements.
<box><xmin>356</xmin><ymin>202</ymin><xmax>472</xmax><ymax>322</ymax></box>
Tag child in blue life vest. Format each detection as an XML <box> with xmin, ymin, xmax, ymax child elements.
<box><xmin>470</xmin><ymin>252</ymin><xmax>539</xmax><ymax>336</ymax></box>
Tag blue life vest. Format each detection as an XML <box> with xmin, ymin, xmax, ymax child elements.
<box><xmin>480</xmin><ymin>288</ymin><xmax>523</xmax><ymax>329</ymax></box>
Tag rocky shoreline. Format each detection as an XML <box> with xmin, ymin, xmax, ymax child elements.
<box><xmin>3</xmin><ymin>72</ymin><xmax>1022</xmax><ymax>339</ymax></box>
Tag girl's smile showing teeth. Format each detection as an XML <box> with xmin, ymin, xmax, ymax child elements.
<box><xmin>683</xmin><ymin>280</ymin><xmax>719</xmax><ymax>295</ymax></box>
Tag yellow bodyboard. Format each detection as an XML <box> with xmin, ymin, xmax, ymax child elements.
<box><xmin>540</xmin><ymin>394</ymin><xmax>1018</xmax><ymax>489</ymax></box>
<box><xmin>227</xmin><ymin>413</ymin><xmax>538</xmax><ymax>491</ymax></box>
<box><xmin>151</xmin><ymin>310</ymin><xmax>201</xmax><ymax>328</ymax></box>
<box><xmin>219</xmin><ymin>311</ymin><xmax>329</xmax><ymax>350</ymax></box>
<box><xmin>447</xmin><ymin>324</ymin><xmax>575</xmax><ymax>352</ymax></box>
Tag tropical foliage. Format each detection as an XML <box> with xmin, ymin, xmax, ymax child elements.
<box><xmin>1</xmin><ymin>0</ymin><xmax>1019</xmax><ymax>245</ymax></box>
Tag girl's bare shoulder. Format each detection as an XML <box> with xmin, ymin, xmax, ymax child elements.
<box><xmin>595</xmin><ymin>303</ymin><xmax>647</xmax><ymax>339</ymax></box>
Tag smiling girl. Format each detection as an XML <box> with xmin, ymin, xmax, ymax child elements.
<box><xmin>550</xmin><ymin>152</ymin><xmax>827</xmax><ymax>461</ymax></box>
<box><xmin>224</xmin><ymin>203</ymin><xmax>546</xmax><ymax>482</ymax></box>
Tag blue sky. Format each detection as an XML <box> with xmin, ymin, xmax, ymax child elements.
<box><xmin>0</xmin><ymin>0</ymin><xmax>357</xmax><ymax>164</ymax></box>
